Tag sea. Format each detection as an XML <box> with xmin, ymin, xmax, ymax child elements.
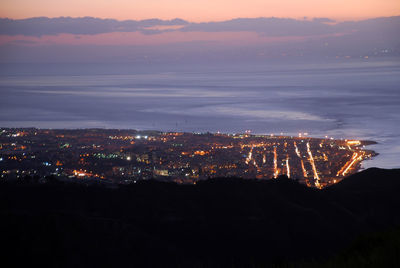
<box><xmin>0</xmin><ymin>59</ymin><xmax>399</xmax><ymax>169</ymax></box>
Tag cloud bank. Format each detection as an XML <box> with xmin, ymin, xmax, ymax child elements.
<box><xmin>0</xmin><ymin>17</ymin><xmax>189</xmax><ymax>36</ymax></box>
<box><xmin>1</xmin><ymin>16</ymin><xmax>399</xmax><ymax>38</ymax></box>
<box><xmin>0</xmin><ymin>16</ymin><xmax>372</xmax><ymax>36</ymax></box>
<box><xmin>0</xmin><ymin>16</ymin><xmax>399</xmax><ymax>63</ymax></box>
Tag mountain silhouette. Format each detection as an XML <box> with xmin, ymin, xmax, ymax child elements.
<box><xmin>1</xmin><ymin>168</ymin><xmax>399</xmax><ymax>267</ymax></box>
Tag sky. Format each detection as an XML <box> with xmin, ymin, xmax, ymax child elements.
<box><xmin>0</xmin><ymin>1</ymin><xmax>399</xmax><ymax>63</ymax></box>
<box><xmin>1</xmin><ymin>0</ymin><xmax>400</xmax><ymax>21</ymax></box>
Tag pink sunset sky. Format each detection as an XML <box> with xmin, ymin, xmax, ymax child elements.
<box><xmin>1</xmin><ymin>0</ymin><xmax>399</xmax><ymax>21</ymax></box>
<box><xmin>0</xmin><ymin>0</ymin><xmax>399</xmax><ymax>62</ymax></box>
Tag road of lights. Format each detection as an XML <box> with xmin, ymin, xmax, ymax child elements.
<box><xmin>273</xmin><ymin>146</ymin><xmax>279</xmax><ymax>178</ymax></box>
<box><xmin>337</xmin><ymin>152</ymin><xmax>364</xmax><ymax>177</ymax></box>
<box><xmin>307</xmin><ymin>142</ymin><xmax>321</xmax><ymax>188</ymax></box>
<box><xmin>245</xmin><ymin>146</ymin><xmax>253</xmax><ymax>165</ymax></box>
<box><xmin>300</xmin><ymin>159</ymin><xmax>307</xmax><ymax>178</ymax></box>
<box><xmin>294</xmin><ymin>142</ymin><xmax>301</xmax><ymax>158</ymax></box>
<box><xmin>286</xmin><ymin>155</ymin><xmax>290</xmax><ymax>178</ymax></box>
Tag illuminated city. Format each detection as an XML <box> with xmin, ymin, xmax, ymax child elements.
<box><xmin>0</xmin><ymin>128</ymin><xmax>376</xmax><ymax>188</ymax></box>
<box><xmin>1</xmin><ymin>0</ymin><xmax>399</xmax><ymax>266</ymax></box>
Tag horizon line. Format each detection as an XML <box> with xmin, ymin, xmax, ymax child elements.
<box><xmin>2</xmin><ymin>14</ymin><xmax>399</xmax><ymax>24</ymax></box>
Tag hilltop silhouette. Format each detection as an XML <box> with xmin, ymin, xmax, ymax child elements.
<box><xmin>1</xmin><ymin>168</ymin><xmax>399</xmax><ymax>267</ymax></box>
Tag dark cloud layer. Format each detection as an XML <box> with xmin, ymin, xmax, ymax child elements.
<box><xmin>0</xmin><ymin>17</ymin><xmax>188</xmax><ymax>36</ymax></box>
<box><xmin>0</xmin><ymin>16</ymin><xmax>398</xmax><ymax>37</ymax></box>
<box><xmin>180</xmin><ymin>17</ymin><xmax>335</xmax><ymax>36</ymax></box>
<box><xmin>0</xmin><ymin>16</ymin><xmax>399</xmax><ymax>63</ymax></box>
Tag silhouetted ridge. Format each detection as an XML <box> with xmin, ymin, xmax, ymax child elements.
<box><xmin>328</xmin><ymin>167</ymin><xmax>400</xmax><ymax>192</ymax></box>
<box><xmin>324</xmin><ymin>168</ymin><xmax>400</xmax><ymax>232</ymax></box>
<box><xmin>1</xmin><ymin>168</ymin><xmax>399</xmax><ymax>267</ymax></box>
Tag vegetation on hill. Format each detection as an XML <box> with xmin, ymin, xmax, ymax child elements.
<box><xmin>1</xmin><ymin>168</ymin><xmax>399</xmax><ymax>267</ymax></box>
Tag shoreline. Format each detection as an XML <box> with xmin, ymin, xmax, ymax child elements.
<box><xmin>1</xmin><ymin>127</ymin><xmax>378</xmax><ymax>186</ymax></box>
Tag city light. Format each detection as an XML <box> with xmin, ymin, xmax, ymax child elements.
<box><xmin>0</xmin><ymin>128</ymin><xmax>375</xmax><ymax>188</ymax></box>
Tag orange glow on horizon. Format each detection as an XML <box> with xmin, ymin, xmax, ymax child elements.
<box><xmin>1</xmin><ymin>0</ymin><xmax>399</xmax><ymax>22</ymax></box>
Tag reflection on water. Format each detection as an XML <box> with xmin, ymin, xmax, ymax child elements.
<box><xmin>1</xmin><ymin>61</ymin><xmax>399</xmax><ymax>168</ymax></box>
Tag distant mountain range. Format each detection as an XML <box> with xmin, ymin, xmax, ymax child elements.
<box><xmin>1</xmin><ymin>168</ymin><xmax>400</xmax><ymax>267</ymax></box>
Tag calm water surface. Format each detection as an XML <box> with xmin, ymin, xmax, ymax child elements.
<box><xmin>1</xmin><ymin>61</ymin><xmax>399</xmax><ymax>168</ymax></box>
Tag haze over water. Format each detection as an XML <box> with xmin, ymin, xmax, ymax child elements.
<box><xmin>1</xmin><ymin>59</ymin><xmax>399</xmax><ymax>169</ymax></box>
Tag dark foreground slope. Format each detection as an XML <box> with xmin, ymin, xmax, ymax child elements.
<box><xmin>0</xmin><ymin>168</ymin><xmax>399</xmax><ymax>267</ymax></box>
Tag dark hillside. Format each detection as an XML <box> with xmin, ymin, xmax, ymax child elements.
<box><xmin>328</xmin><ymin>167</ymin><xmax>400</xmax><ymax>192</ymax></box>
<box><xmin>1</xmin><ymin>168</ymin><xmax>399</xmax><ymax>267</ymax></box>
<box><xmin>325</xmin><ymin>168</ymin><xmax>400</xmax><ymax>229</ymax></box>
